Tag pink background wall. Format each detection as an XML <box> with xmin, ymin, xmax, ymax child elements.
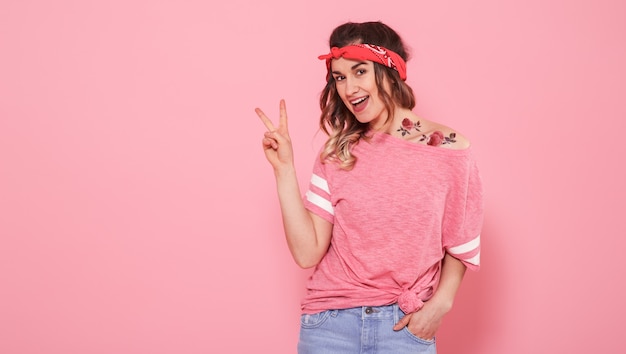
<box><xmin>1</xmin><ymin>1</ymin><xmax>625</xmax><ymax>353</ymax></box>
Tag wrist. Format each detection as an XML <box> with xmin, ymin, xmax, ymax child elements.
<box><xmin>428</xmin><ymin>294</ymin><xmax>454</xmax><ymax>314</ymax></box>
<box><xmin>274</xmin><ymin>164</ymin><xmax>296</xmax><ymax>178</ymax></box>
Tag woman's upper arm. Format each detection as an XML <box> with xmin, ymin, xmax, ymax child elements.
<box><xmin>308</xmin><ymin>212</ymin><xmax>333</xmax><ymax>267</ymax></box>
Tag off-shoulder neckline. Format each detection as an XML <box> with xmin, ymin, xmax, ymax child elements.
<box><xmin>367</xmin><ymin>131</ymin><xmax>473</xmax><ymax>156</ymax></box>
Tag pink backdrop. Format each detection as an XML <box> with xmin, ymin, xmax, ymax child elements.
<box><xmin>2</xmin><ymin>1</ymin><xmax>625</xmax><ymax>353</ymax></box>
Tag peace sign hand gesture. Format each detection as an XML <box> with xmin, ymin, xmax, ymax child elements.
<box><xmin>256</xmin><ymin>99</ymin><xmax>295</xmax><ymax>172</ymax></box>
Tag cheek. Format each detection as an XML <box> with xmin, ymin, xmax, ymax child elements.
<box><xmin>368</xmin><ymin>82</ymin><xmax>381</xmax><ymax>96</ymax></box>
<box><xmin>335</xmin><ymin>87</ymin><xmax>350</xmax><ymax>106</ymax></box>
<box><xmin>340</xmin><ymin>97</ymin><xmax>352</xmax><ymax>110</ymax></box>
<box><xmin>334</xmin><ymin>84</ymin><xmax>345</xmax><ymax>98</ymax></box>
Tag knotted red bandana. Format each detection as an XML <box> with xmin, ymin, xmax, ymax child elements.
<box><xmin>318</xmin><ymin>44</ymin><xmax>407</xmax><ymax>81</ymax></box>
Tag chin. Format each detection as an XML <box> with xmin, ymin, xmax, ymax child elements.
<box><xmin>353</xmin><ymin>116</ymin><xmax>373</xmax><ymax>124</ymax></box>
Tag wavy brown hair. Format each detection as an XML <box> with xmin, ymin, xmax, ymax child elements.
<box><xmin>319</xmin><ymin>21</ymin><xmax>416</xmax><ymax>170</ymax></box>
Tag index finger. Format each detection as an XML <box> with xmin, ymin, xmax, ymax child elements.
<box><xmin>255</xmin><ymin>107</ymin><xmax>276</xmax><ymax>131</ymax></box>
<box><xmin>279</xmin><ymin>99</ymin><xmax>288</xmax><ymax>130</ymax></box>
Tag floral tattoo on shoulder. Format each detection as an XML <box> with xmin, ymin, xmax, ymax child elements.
<box><xmin>398</xmin><ymin>118</ymin><xmax>422</xmax><ymax>136</ymax></box>
<box><xmin>397</xmin><ymin>118</ymin><xmax>457</xmax><ymax>146</ymax></box>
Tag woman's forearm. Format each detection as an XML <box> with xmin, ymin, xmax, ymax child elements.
<box><xmin>429</xmin><ymin>253</ymin><xmax>468</xmax><ymax>312</ymax></box>
<box><xmin>275</xmin><ymin>166</ymin><xmax>331</xmax><ymax>268</ymax></box>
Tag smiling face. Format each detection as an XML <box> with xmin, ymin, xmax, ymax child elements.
<box><xmin>330</xmin><ymin>57</ymin><xmax>392</xmax><ymax>131</ymax></box>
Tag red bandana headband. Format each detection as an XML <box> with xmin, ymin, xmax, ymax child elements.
<box><xmin>318</xmin><ymin>44</ymin><xmax>407</xmax><ymax>81</ymax></box>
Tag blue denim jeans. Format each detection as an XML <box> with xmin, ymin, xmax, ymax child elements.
<box><xmin>297</xmin><ymin>304</ymin><xmax>437</xmax><ymax>354</ymax></box>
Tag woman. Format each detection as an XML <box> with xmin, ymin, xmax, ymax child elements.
<box><xmin>256</xmin><ymin>21</ymin><xmax>483</xmax><ymax>353</ymax></box>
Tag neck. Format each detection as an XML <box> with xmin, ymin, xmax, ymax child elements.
<box><xmin>370</xmin><ymin>107</ymin><xmax>414</xmax><ymax>136</ymax></box>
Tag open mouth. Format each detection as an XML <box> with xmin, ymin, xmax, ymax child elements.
<box><xmin>351</xmin><ymin>96</ymin><xmax>369</xmax><ymax>107</ymax></box>
<box><xmin>350</xmin><ymin>96</ymin><xmax>369</xmax><ymax>113</ymax></box>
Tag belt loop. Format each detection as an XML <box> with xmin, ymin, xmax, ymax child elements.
<box><xmin>392</xmin><ymin>303</ymin><xmax>400</xmax><ymax>323</ymax></box>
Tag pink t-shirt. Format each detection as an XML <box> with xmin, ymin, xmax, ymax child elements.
<box><xmin>302</xmin><ymin>131</ymin><xmax>483</xmax><ymax>315</ymax></box>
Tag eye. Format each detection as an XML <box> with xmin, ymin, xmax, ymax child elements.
<box><xmin>356</xmin><ymin>69</ymin><xmax>366</xmax><ymax>75</ymax></box>
<box><xmin>334</xmin><ymin>75</ymin><xmax>346</xmax><ymax>82</ymax></box>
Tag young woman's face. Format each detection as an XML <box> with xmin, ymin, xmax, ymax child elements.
<box><xmin>331</xmin><ymin>58</ymin><xmax>390</xmax><ymax>130</ymax></box>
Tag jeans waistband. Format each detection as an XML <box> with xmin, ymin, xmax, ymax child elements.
<box><xmin>355</xmin><ymin>304</ymin><xmax>400</xmax><ymax>319</ymax></box>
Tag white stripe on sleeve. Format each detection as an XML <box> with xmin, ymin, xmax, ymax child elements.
<box><xmin>464</xmin><ymin>252</ymin><xmax>480</xmax><ymax>266</ymax></box>
<box><xmin>310</xmin><ymin>174</ymin><xmax>330</xmax><ymax>194</ymax></box>
<box><xmin>305</xmin><ymin>190</ymin><xmax>334</xmax><ymax>215</ymax></box>
<box><xmin>448</xmin><ymin>235</ymin><xmax>480</xmax><ymax>255</ymax></box>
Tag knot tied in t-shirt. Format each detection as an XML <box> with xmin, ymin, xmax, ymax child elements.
<box><xmin>397</xmin><ymin>289</ymin><xmax>425</xmax><ymax>314</ymax></box>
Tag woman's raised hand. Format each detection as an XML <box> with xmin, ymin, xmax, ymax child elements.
<box><xmin>256</xmin><ymin>99</ymin><xmax>294</xmax><ymax>172</ymax></box>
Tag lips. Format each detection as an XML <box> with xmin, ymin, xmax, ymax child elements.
<box><xmin>350</xmin><ymin>96</ymin><xmax>369</xmax><ymax>113</ymax></box>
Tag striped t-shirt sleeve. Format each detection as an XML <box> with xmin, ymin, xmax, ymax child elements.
<box><xmin>303</xmin><ymin>158</ymin><xmax>335</xmax><ymax>223</ymax></box>
<box><xmin>444</xmin><ymin>157</ymin><xmax>484</xmax><ymax>271</ymax></box>
<box><xmin>447</xmin><ymin>234</ymin><xmax>481</xmax><ymax>269</ymax></box>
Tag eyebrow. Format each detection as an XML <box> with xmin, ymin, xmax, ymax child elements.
<box><xmin>331</xmin><ymin>61</ymin><xmax>368</xmax><ymax>75</ymax></box>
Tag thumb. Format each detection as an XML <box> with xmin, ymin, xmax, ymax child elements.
<box><xmin>265</xmin><ymin>129</ymin><xmax>289</xmax><ymax>144</ymax></box>
<box><xmin>393</xmin><ymin>313</ymin><xmax>411</xmax><ymax>331</ymax></box>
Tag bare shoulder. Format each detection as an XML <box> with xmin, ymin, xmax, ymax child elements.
<box><xmin>397</xmin><ymin>112</ymin><xmax>472</xmax><ymax>150</ymax></box>
<box><xmin>424</xmin><ymin>120</ymin><xmax>471</xmax><ymax>150</ymax></box>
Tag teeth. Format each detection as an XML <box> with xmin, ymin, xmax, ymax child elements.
<box><xmin>351</xmin><ymin>97</ymin><xmax>367</xmax><ymax>105</ymax></box>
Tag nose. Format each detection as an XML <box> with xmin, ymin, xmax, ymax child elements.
<box><xmin>345</xmin><ymin>76</ymin><xmax>360</xmax><ymax>95</ymax></box>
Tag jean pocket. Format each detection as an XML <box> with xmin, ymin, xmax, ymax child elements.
<box><xmin>300</xmin><ymin>310</ymin><xmax>334</xmax><ymax>329</ymax></box>
<box><xmin>402</xmin><ymin>327</ymin><xmax>436</xmax><ymax>345</ymax></box>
